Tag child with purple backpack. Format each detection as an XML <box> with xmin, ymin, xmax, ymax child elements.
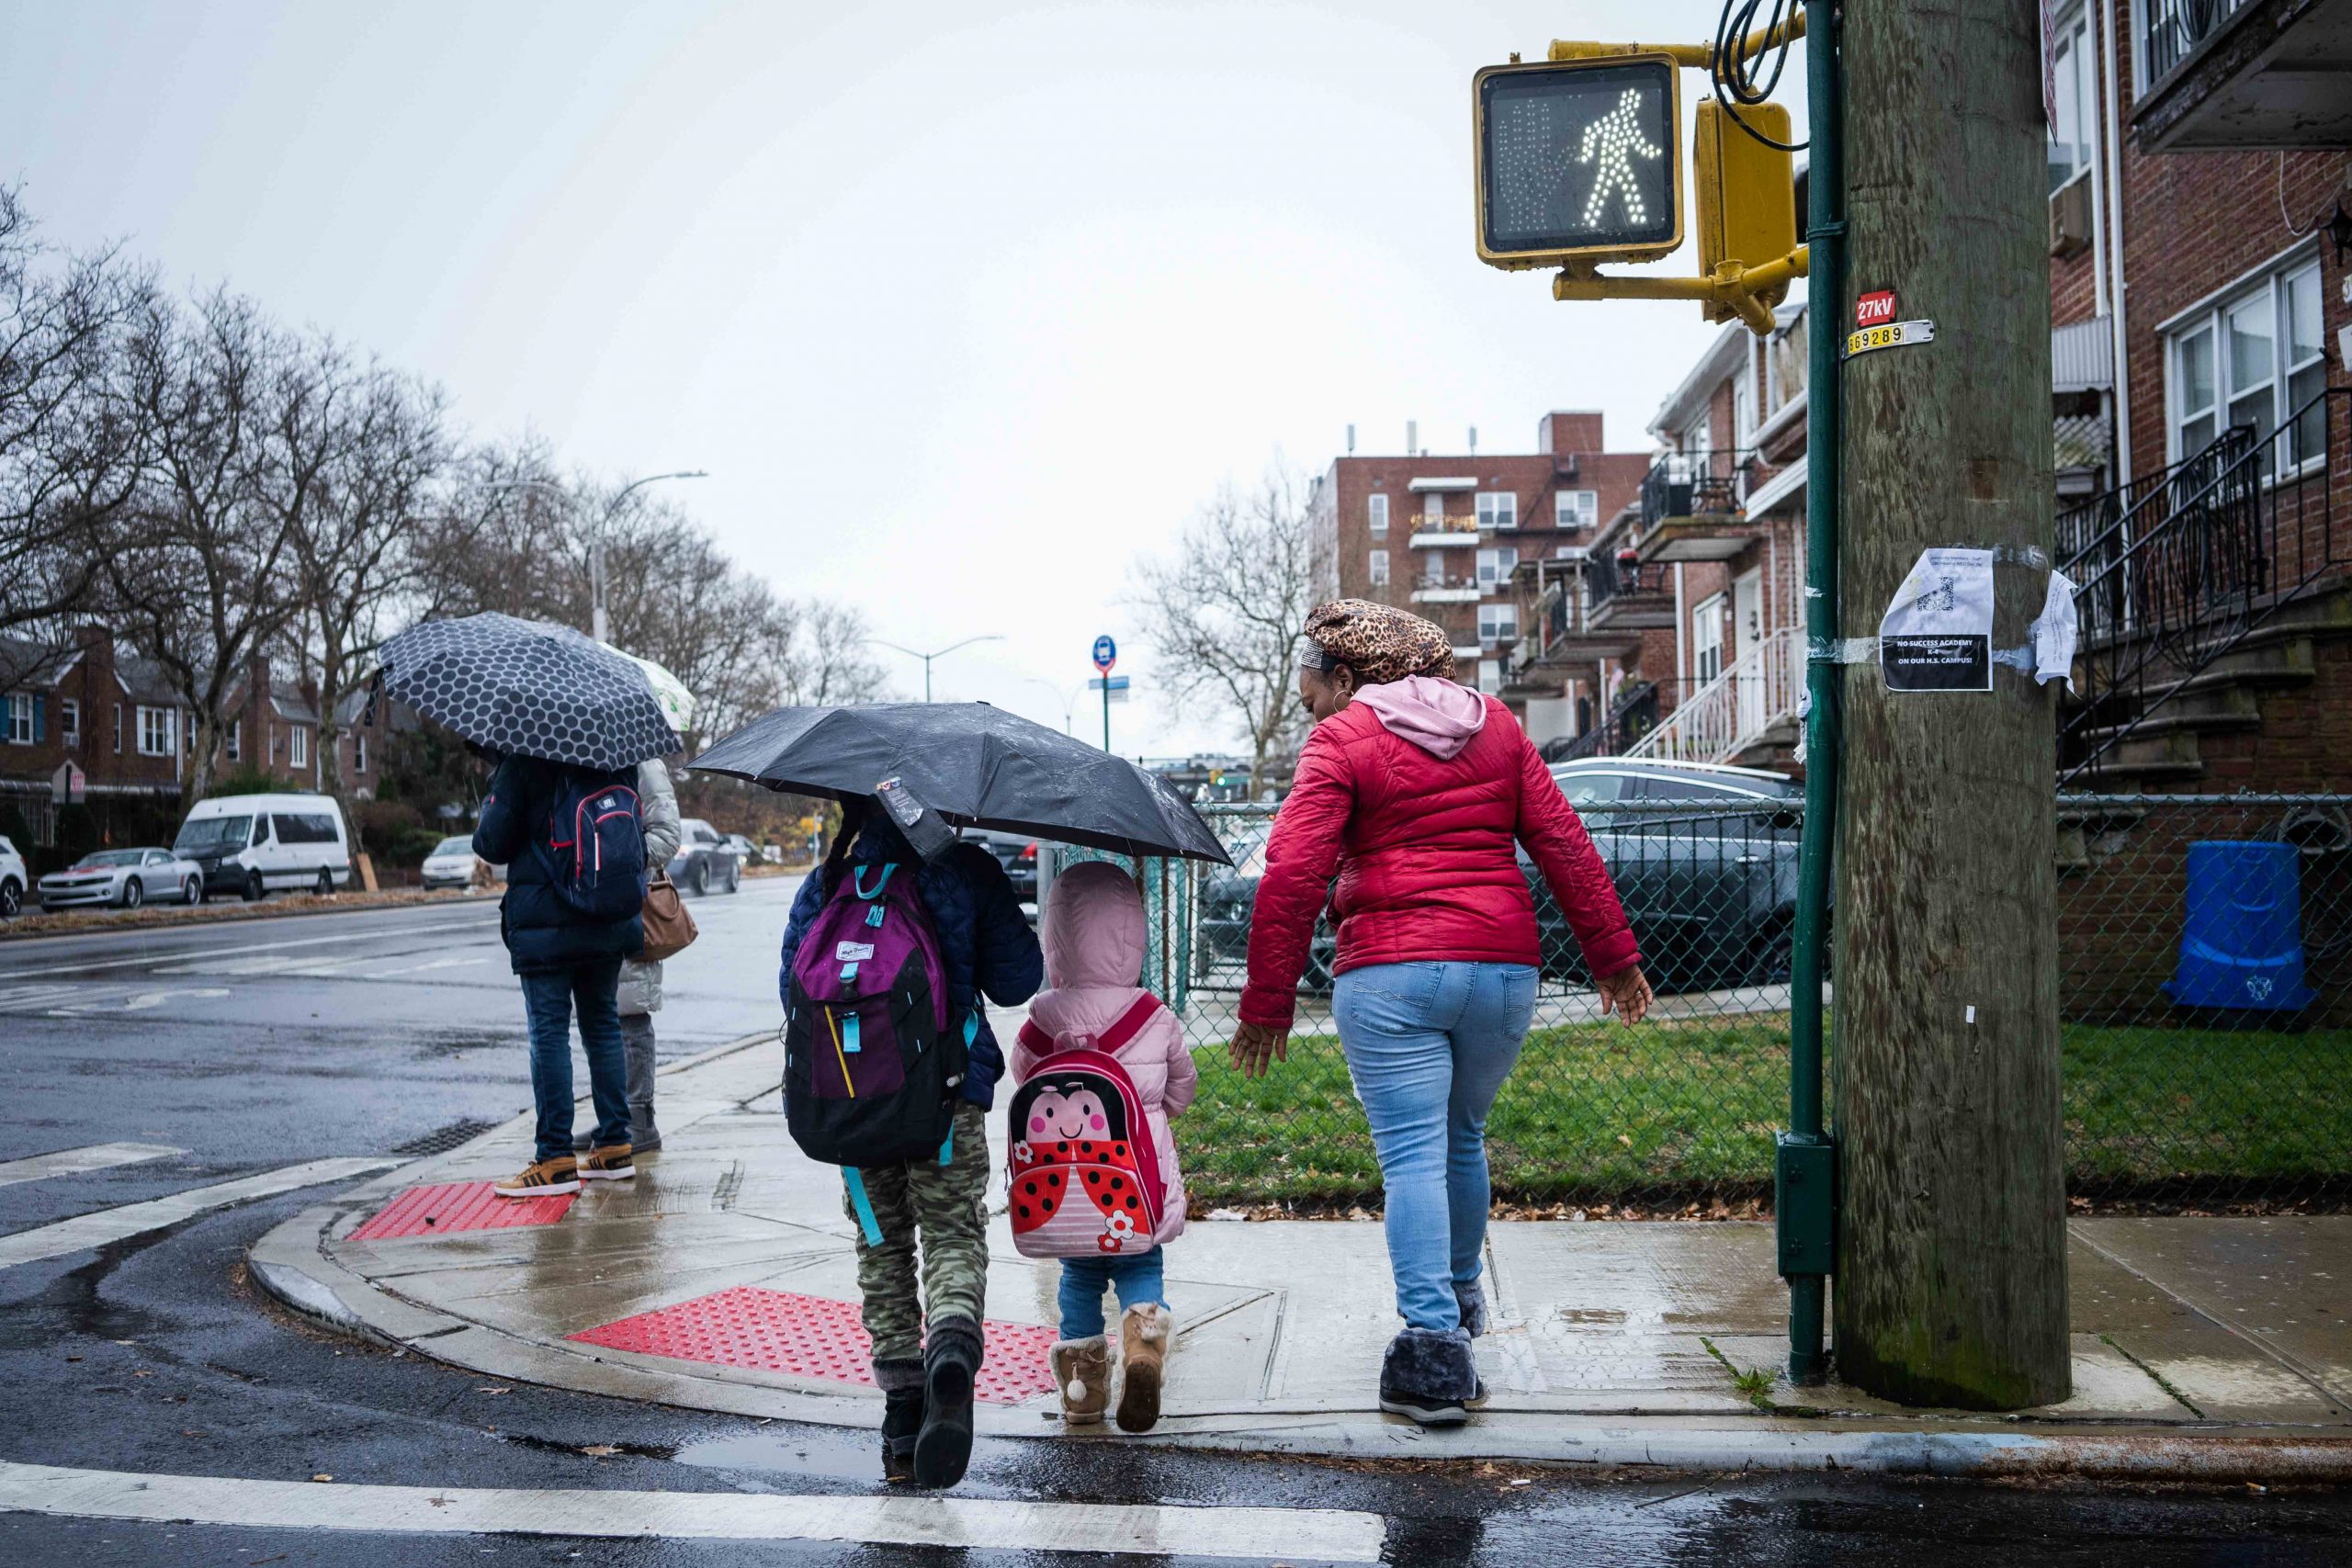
<box><xmin>778</xmin><ymin>798</ymin><xmax>1040</xmax><ymax>1489</ymax></box>
<box><xmin>1008</xmin><ymin>861</ymin><xmax>1196</xmax><ymax>1433</ymax></box>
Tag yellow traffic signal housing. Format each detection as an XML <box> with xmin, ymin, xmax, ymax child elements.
<box><xmin>1692</xmin><ymin>100</ymin><xmax>1797</xmax><ymax>323</ymax></box>
<box><xmin>1474</xmin><ymin>54</ymin><xmax>1684</xmax><ymax>270</ymax></box>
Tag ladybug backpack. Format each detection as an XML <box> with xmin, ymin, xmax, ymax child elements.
<box><xmin>1006</xmin><ymin>995</ymin><xmax>1169</xmax><ymax>1258</ymax></box>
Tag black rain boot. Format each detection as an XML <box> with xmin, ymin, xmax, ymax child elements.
<box><xmin>1379</xmin><ymin>1327</ymin><xmax>1478</xmax><ymax>1427</ymax></box>
<box><xmin>876</xmin><ymin>1358</ymin><xmax>925</xmax><ymax>1483</ymax></box>
<box><xmin>912</xmin><ymin>1317</ymin><xmax>984</xmax><ymax>1489</ymax></box>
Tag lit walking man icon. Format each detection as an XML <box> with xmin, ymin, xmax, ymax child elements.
<box><xmin>1576</xmin><ymin>87</ymin><xmax>1663</xmax><ymax>229</ymax></box>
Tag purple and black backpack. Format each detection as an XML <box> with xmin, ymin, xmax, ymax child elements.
<box><xmin>783</xmin><ymin>862</ymin><xmax>969</xmax><ymax>1168</ymax></box>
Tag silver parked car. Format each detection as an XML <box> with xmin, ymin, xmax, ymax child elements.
<box><xmin>418</xmin><ymin>834</ymin><xmax>481</xmax><ymax>891</ymax></box>
<box><xmin>37</xmin><ymin>846</ymin><xmax>206</xmax><ymax>910</ymax></box>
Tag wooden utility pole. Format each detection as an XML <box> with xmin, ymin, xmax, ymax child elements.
<box><xmin>1833</xmin><ymin>0</ymin><xmax>2070</xmax><ymax>1406</ymax></box>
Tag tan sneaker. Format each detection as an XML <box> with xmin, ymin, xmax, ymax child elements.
<box><xmin>492</xmin><ymin>1156</ymin><xmax>578</xmax><ymax>1198</ymax></box>
<box><xmin>578</xmin><ymin>1143</ymin><xmax>635</xmax><ymax>1181</ymax></box>
<box><xmin>1115</xmin><ymin>1304</ymin><xmax>1170</xmax><ymax>1433</ymax></box>
<box><xmin>1050</xmin><ymin>1335</ymin><xmax>1110</xmax><ymax>1426</ymax></box>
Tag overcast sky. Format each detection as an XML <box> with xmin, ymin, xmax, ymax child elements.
<box><xmin>2</xmin><ymin>0</ymin><xmax>1804</xmax><ymax>755</ymax></box>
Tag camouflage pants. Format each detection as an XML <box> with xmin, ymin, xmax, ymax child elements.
<box><xmin>842</xmin><ymin>1102</ymin><xmax>991</xmax><ymax>1365</ymax></box>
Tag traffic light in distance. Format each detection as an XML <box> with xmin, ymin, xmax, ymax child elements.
<box><xmin>1475</xmin><ymin>55</ymin><xmax>1683</xmax><ymax>270</ymax></box>
<box><xmin>1693</xmin><ymin>100</ymin><xmax>1797</xmax><ymax>322</ymax></box>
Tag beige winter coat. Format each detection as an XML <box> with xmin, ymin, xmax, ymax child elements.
<box><xmin>619</xmin><ymin>758</ymin><xmax>683</xmax><ymax>1017</ymax></box>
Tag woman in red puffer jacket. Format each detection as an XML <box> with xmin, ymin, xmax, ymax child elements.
<box><xmin>1235</xmin><ymin>600</ymin><xmax>1651</xmax><ymax>1427</ymax></box>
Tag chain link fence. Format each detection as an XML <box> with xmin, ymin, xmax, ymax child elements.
<box><xmin>1083</xmin><ymin>791</ymin><xmax>2352</xmax><ymax>1216</ymax></box>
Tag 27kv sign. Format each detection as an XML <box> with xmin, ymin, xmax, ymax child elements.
<box><xmin>1474</xmin><ymin>55</ymin><xmax>1683</xmax><ymax>268</ymax></box>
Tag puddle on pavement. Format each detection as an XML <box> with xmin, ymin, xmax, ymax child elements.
<box><xmin>673</xmin><ymin>1428</ymin><xmax>978</xmax><ymax>1483</ymax></box>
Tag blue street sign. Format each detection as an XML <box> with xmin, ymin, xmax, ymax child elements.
<box><xmin>1091</xmin><ymin>635</ymin><xmax>1116</xmax><ymax>672</ymax></box>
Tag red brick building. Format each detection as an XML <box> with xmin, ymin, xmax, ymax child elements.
<box><xmin>1</xmin><ymin>626</ymin><xmax>408</xmax><ymax>846</ymax></box>
<box><xmin>1314</xmin><ymin>412</ymin><xmax>1650</xmax><ymax>747</ymax></box>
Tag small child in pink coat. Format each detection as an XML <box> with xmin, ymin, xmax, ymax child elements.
<box><xmin>1012</xmin><ymin>861</ymin><xmax>1196</xmax><ymax>1432</ymax></box>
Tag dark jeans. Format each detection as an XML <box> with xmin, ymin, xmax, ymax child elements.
<box><xmin>521</xmin><ymin>960</ymin><xmax>630</xmax><ymax>1163</ymax></box>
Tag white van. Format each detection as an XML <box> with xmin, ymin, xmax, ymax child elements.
<box><xmin>173</xmin><ymin>793</ymin><xmax>354</xmax><ymax>901</ymax></box>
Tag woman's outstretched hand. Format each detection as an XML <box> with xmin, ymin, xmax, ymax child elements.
<box><xmin>1597</xmin><ymin>964</ymin><xmax>1653</xmax><ymax>1026</ymax></box>
<box><xmin>1229</xmin><ymin>1021</ymin><xmax>1289</xmax><ymax>1079</ymax></box>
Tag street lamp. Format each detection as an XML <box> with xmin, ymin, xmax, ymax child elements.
<box><xmin>476</xmin><ymin>469</ymin><xmax>708</xmax><ymax>641</ymax></box>
<box><xmin>868</xmin><ymin>635</ymin><xmax>1006</xmax><ymax>703</ymax></box>
<box><xmin>1020</xmin><ymin>676</ymin><xmax>1082</xmax><ymax>735</ymax></box>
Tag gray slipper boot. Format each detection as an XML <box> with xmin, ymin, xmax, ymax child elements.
<box><xmin>1379</xmin><ymin>1327</ymin><xmax>1477</xmax><ymax>1427</ymax></box>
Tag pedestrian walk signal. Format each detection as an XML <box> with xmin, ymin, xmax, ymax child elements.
<box><xmin>1475</xmin><ymin>55</ymin><xmax>1682</xmax><ymax>269</ymax></box>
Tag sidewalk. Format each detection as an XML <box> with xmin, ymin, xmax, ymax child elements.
<box><xmin>251</xmin><ymin>1037</ymin><xmax>2352</xmax><ymax>1480</ymax></box>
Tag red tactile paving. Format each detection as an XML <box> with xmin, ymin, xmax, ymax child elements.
<box><xmin>568</xmin><ymin>1286</ymin><xmax>1061</xmax><ymax>1404</ymax></box>
<box><xmin>348</xmin><ymin>1181</ymin><xmax>573</xmax><ymax>1241</ymax></box>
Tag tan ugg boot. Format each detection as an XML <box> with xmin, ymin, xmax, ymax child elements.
<box><xmin>1114</xmin><ymin>1304</ymin><xmax>1170</xmax><ymax>1433</ymax></box>
<box><xmin>1049</xmin><ymin>1336</ymin><xmax>1111</xmax><ymax>1426</ymax></box>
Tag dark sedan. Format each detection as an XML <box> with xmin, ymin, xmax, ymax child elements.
<box><xmin>1529</xmin><ymin>759</ymin><xmax>1807</xmax><ymax>993</ymax></box>
<box><xmin>671</xmin><ymin>818</ymin><xmax>742</xmax><ymax>896</ymax></box>
<box><xmin>1194</xmin><ymin>829</ymin><xmax>1340</xmax><ymax>990</ymax></box>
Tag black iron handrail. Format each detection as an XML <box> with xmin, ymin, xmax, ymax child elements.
<box><xmin>2143</xmin><ymin>0</ymin><xmax>2252</xmax><ymax>83</ymax></box>
<box><xmin>2060</xmin><ymin>387</ymin><xmax>2344</xmax><ymax>785</ymax></box>
<box><xmin>1587</xmin><ymin>551</ymin><xmax>1672</xmax><ymax>611</ymax></box>
<box><xmin>1544</xmin><ymin>680</ymin><xmax>1659</xmax><ymax>761</ymax></box>
<box><xmin>1640</xmin><ymin>448</ymin><xmax>1755</xmax><ymax>531</ymax></box>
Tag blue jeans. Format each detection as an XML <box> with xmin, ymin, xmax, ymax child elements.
<box><xmin>521</xmin><ymin>960</ymin><xmax>630</xmax><ymax>1163</ymax></box>
<box><xmin>1057</xmin><ymin>1247</ymin><xmax>1167</xmax><ymax>1340</ymax></box>
<box><xmin>1332</xmin><ymin>961</ymin><xmax>1538</xmax><ymax>1334</ymax></box>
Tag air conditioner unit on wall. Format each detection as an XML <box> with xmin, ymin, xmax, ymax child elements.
<box><xmin>2049</xmin><ymin>176</ymin><xmax>2094</xmax><ymax>260</ymax></box>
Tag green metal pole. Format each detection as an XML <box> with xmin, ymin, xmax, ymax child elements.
<box><xmin>1102</xmin><ymin>681</ymin><xmax>1112</xmax><ymax>752</ymax></box>
<box><xmin>1783</xmin><ymin>0</ymin><xmax>1842</xmax><ymax>1386</ymax></box>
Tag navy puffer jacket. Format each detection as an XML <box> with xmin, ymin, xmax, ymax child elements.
<box><xmin>778</xmin><ymin>818</ymin><xmax>1042</xmax><ymax>1109</ymax></box>
<box><xmin>474</xmin><ymin>755</ymin><xmax>644</xmax><ymax>976</ymax></box>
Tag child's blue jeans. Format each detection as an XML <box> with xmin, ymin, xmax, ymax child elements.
<box><xmin>1057</xmin><ymin>1247</ymin><xmax>1167</xmax><ymax>1340</ymax></box>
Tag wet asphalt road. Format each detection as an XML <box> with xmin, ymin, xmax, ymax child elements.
<box><xmin>3</xmin><ymin>888</ymin><xmax>2351</xmax><ymax>1564</ymax></box>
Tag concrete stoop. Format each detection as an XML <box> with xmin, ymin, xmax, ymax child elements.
<box><xmin>248</xmin><ymin>1036</ymin><xmax>2352</xmax><ymax>1480</ymax></box>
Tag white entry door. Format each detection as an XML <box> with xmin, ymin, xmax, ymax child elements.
<box><xmin>1732</xmin><ymin>569</ymin><xmax>1765</xmax><ymax>737</ymax></box>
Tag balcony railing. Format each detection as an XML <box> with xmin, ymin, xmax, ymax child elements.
<box><xmin>1623</xmin><ymin>626</ymin><xmax>1803</xmax><ymax>766</ymax></box>
<box><xmin>2059</xmin><ymin>387</ymin><xmax>2343</xmax><ymax>784</ymax></box>
<box><xmin>1543</xmin><ymin>681</ymin><xmax>1659</xmax><ymax>761</ymax></box>
<box><xmin>1586</xmin><ymin>551</ymin><xmax>1672</xmax><ymax>613</ymax></box>
<box><xmin>2143</xmin><ymin>0</ymin><xmax>2253</xmax><ymax>83</ymax></box>
<box><xmin>1639</xmin><ymin>449</ymin><xmax>1755</xmax><ymax>532</ymax></box>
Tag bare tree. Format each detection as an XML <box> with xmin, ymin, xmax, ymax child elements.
<box><xmin>106</xmin><ymin>290</ymin><xmax>297</xmax><ymax>799</ymax></box>
<box><xmin>272</xmin><ymin>337</ymin><xmax>449</xmax><ymax>803</ymax></box>
<box><xmin>0</xmin><ymin>186</ymin><xmax>153</xmax><ymax>680</ymax></box>
<box><xmin>1129</xmin><ymin>462</ymin><xmax>1326</xmax><ymax>785</ymax></box>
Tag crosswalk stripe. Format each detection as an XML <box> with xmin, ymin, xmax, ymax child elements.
<box><xmin>0</xmin><ymin>1461</ymin><xmax>1385</xmax><ymax>1560</ymax></box>
<box><xmin>0</xmin><ymin>1143</ymin><xmax>186</xmax><ymax>1189</ymax></box>
<box><xmin>0</xmin><ymin>1157</ymin><xmax>395</xmax><ymax>1269</ymax></box>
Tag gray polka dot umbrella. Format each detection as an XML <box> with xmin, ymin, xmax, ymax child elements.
<box><xmin>380</xmin><ymin>613</ymin><xmax>683</xmax><ymax>772</ymax></box>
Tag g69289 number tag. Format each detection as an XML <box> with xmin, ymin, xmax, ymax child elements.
<box><xmin>1845</xmin><ymin>319</ymin><xmax>1937</xmax><ymax>358</ymax></box>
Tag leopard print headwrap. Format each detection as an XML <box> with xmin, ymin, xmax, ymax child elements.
<box><xmin>1302</xmin><ymin>599</ymin><xmax>1455</xmax><ymax>686</ymax></box>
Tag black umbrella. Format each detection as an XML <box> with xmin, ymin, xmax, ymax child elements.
<box><xmin>691</xmin><ymin>703</ymin><xmax>1232</xmax><ymax>865</ymax></box>
<box><xmin>380</xmin><ymin>613</ymin><xmax>682</xmax><ymax>773</ymax></box>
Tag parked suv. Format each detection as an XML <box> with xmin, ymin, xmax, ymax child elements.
<box><xmin>671</xmin><ymin>818</ymin><xmax>742</xmax><ymax>896</ymax></box>
<box><xmin>0</xmin><ymin>835</ymin><xmax>28</xmax><ymax>918</ymax></box>
<box><xmin>1531</xmin><ymin>759</ymin><xmax>1806</xmax><ymax>993</ymax></box>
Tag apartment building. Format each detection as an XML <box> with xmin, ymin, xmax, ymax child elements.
<box><xmin>1316</xmin><ymin>412</ymin><xmax>1650</xmax><ymax>745</ymax></box>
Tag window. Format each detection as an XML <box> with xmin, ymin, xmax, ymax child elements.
<box><xmin>289</xmin><ymin>727</ymin><xmax>307</xmax><ymax>769</ymax></box>
<box><xmin>1734</xmin><ymin>362</ymin><xmax>1757</xmax><ymax>445</ymax></box>
<box><xmin>1476</xmin><ymin>659</ymin><xmax>1501</xmax><ymax>694</ymax></box>
<box><xmin>1476</xmin><ymin>545</ymin><xmax>1518</xmax><ymax>589</ymax></box>
<box><xmin>1629</xmin><ymin>775</ymin><xmax>1755</xmax><ymax>803</ymax></box>
<box><xmin>112</xmin><ymin>704</ymin><xmax>122</xmax><ymax>753</ymax></box>
<box><xmin>226</xmin><ymin>719</ymin><xmax>241</xmax><ymax>761</ymax></box>
<box><xmin>354</xmin><ymin>732</ymin><xmax>368</xmax><ymax>773</ymax></box>
<box><xmin>1555</xmin><ymin>490</ymin><xmax>1598</xmax><ymax>528</ymax></box>
<box><xmin>1477</xmin><ymin>602</ymin><xmax>1520</xmax><ymax>644</ymax></box>
<box><xmin>1476</xmin><ymin>491</ymin><xmax>1517</xmax><ymax>530</ymax></box>
<box><xmin>2166</xmin><ymin>257</ymin><xmax>2326</xmax><ymax>469</ymax></box>
<box><xmin>1368</xmin><ymin>493</ymin><xmax>1388</xmax><ymax>536</ymax></box>
<box><xmin>1767</xmin><ymin>308</ymin><xmax>1807</xmax><ymax>412</ymax></box>
<box><xmin>60</xmin><ymin>698</ymin><xmax>78</xmax><ymax>747</ymax></box>
<box><xmin>1368</xmin><ymin>548</ymin><xmax>1390</xmax><ymax>587</ymax></box>
<box><xmin>1551</xmin><ymin>769</ymin><xmax>1624</xmax><ymax>807</ymax></box>
<box><xmin>136</xmin><ymin>705</ymin><xmax>175</xmax><ymax>757</ymax></box>
<box><xmin>5</xmin><ymin>694</ymin><xmax>28</xmax><ymax>745</ymax></box>
<box><xmin>1422</xmin><ymin>492</ymin><xmax>1444</xmax><ymax>527</ymax></box>
<box><xmin>1693</xmin><ymin>593</ymin><xmax>1725</xmax><ymax>683</ymax></box>
<box><xmin>2046</xmin><ymin>6</ymin><xmax>2096</xmax><ymax>195</ymax></box>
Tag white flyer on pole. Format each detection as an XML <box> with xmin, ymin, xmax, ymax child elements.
<box><xmin>1879</xmin><ymin>547</ymin><xmax>1995</xmax><ymax>693</ymax></box>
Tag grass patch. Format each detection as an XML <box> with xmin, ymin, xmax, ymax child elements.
<box><xmin>1178</xmin><ymin>1018</ymin><xmax>2352</xmax><ymax>1207</ymax></box>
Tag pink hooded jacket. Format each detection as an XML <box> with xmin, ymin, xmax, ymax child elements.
<box><xmin>1013</xmin><ymin>861</ymin><xmax>1196</xmax><ymax>1247</ymax></box>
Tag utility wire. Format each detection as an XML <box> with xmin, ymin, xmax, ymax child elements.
<box><xmin>1713</xmin><ymin>0</ymin><xmax>1809</xmax><ymax>152</ymax></box>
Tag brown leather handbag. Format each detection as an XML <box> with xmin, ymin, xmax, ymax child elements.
<box><xmin>639</xmin><ymin>869</ymin><xmax>698</xmax><ymax>962</ymax></box>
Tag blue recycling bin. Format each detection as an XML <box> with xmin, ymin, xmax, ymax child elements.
<box><xmin>2162</xmin><ymin>840</ymin><xmax>2315</xmax><ymax>1011</ymax></box>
